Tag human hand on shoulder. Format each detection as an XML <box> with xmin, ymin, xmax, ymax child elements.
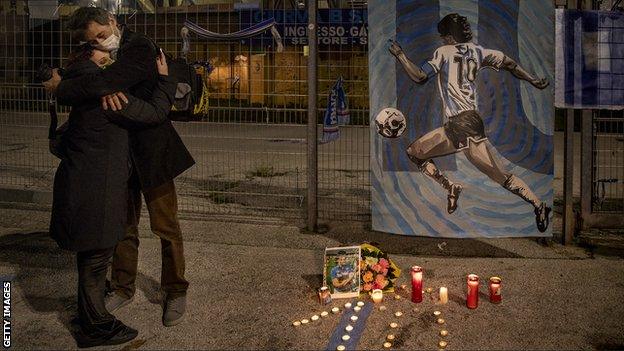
<box><xmin>156</xmin><ymin>49</ymin><xmax>168</xmax><ymax>76</ymax></box>
<box><xmin>42</xmin><ymin>69</ymin><xmax>62</xmax><ymax>93</ymax></box>
<box><xmin>101</xmin><ymin>92</ymin><xmax>129</xmax><ymax>111</ymax></box>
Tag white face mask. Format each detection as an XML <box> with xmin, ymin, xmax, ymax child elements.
<box><xmin>96</xmin><ymin>25</ymin><xmax>120</xmax><ymax>52</ymax></box>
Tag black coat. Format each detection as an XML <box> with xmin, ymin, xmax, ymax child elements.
<box><xmin>50</xmin><ymin>60</ymin><xmax>178</xmax><ymax>252</ymax></box>
<box><xmin>55</xmin><ymin>26</ymin><xmax>195</xmax><ymax>190</ymax></box>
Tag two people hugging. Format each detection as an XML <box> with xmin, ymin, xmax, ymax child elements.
<box><xmin>43</xmin><ymin>7</ymin><xmax>195</xmax><ymax>348</ymax></box>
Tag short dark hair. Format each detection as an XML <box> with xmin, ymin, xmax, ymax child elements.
<box><xmin>438</xmin><ymin>13</ymin><xmax>473</xmax><ymax>43</ymax></box>
<box><xmin>65</xmin><ymin>43</ymin><xmax>94</xmax><ymax>68</ymax></box>
<box><xmin>65</xmin><ymin>7</ymin><xmax>111</xmax><ymax>42</ymax></box>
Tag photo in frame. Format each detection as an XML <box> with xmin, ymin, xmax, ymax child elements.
<box><xmin>323</xmin><ymin>246</ymin><xmax>361</xmax><ymax>299</ymax></box>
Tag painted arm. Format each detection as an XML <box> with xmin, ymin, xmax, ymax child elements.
<box><xmin>501</xmin><ymin>56</ymin><xmax>549</xmax><ymax>89</ymax></box>
<box><xmin>389</xmin><ymin>40</ymin><xmax>428</xmax><ymax>84</ymax></box>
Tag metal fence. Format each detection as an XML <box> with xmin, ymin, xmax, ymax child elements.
<box><xmin>592</xmin><ymin>110</ymin><xmax>624</xmax><ymax>213</ymax></box>
<box><xmin>589</xmin><ymin>0</ymin><xmax>624</xmax><ymax>216</ymax></box>
<box><xmin>0</xmin><ymin>0</ymin><xmax>370</xmax><ymax>222</ymax></box>
<box><xmin>2</xmin><ymin>0</ymin><xmax>623</xmax><ymax>227</ymax></box>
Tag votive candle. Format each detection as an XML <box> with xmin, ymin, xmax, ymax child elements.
<box><xmin>439</xmin><ymin>286</ymin><xmax>448</xmax><ymax>304</ymax></box>
<box><xmin>372</xmin><ymin>289</ymin><xmax>383</xmax><ymax>303</ymax></box>
<box><xmin>466</xmin><ymin>274</ymin><xmax>479</xmax><ymax>309</ymax></box>
<box><xmin>489</xmin><ymin>277</ymin><xmax>502</xmax><ymax>304</ymax></box>
<box><xmin>411</xmin><ymin>266</ymin><xmax>423</xmax><ymax>303</ymax></box>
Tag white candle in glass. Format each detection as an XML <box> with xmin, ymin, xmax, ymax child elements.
<box><xmin>371</xmin><ymin>289</ymin><xmax>383</xmax><ymax>303</ymax></box>
<box><xmin>439</xmin><ymin>286</ymin><xmax>448</xmax><ymax>304</ymax></box>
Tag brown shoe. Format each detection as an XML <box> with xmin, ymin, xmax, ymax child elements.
<box><xmin>163</xmin><ymin>294</ymin><xmax>186</xmax><ymax>327</ymax></box>
<box><xmin>104</xmin><ymin>291</ymin><xmax>133</xmax><ymax>313</ymax></box>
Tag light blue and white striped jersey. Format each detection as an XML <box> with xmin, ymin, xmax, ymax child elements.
<box><xmin>422</xmin><ymin>43</ymin><xmax>505</xmax><ymax>119</ymax></box>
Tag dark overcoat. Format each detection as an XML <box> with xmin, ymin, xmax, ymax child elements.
<box><xmin>50</xmin><ymin>60</ymin><xmax>177</xmax><ymax>252</ymax></box>
<box><xmin>55</xmin><ymin>26</ymin><xmax>195</xmax><ymax>190</ymax></box>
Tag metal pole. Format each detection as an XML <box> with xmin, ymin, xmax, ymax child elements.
<box><xmin>306</xmin><ymin>0</ymin><xmax>318</xmax><ymax>232</ymax></box>
<box><xmin>563</xmin><ymin>109</ymin><xmax>575</xmax><ymax>244</ymax></box>
<box><xmin>560</xmin><ymin>0</ymin><xmax>577</xmax><ymax>244</ymax></box>
<box><xmin>580</xmin><ymin>110</ymin><xmax>593</xmax><ymax>229</ymax></box>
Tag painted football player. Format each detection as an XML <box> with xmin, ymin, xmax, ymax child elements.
<box><xmin>389</xmin><ymin>13</ymin><xmax>551</xmax><ymax>232</ymax></box>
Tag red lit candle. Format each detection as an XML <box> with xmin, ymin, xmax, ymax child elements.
<box><xmin>489</xmin><ymin>277</ymin><xmax>502</xmax><ymax>304</ymax></box>
<box><xmin>411</xmin><ymin>266</ymin><xmax>423</xmax><ymax>303</ymax></box>
<box><xmin>466</xmin><ymin>274</ymin><xmax>479</xmax><ymax>309</ymax></box>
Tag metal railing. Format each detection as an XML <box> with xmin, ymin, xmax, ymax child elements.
<box><xmin>0</xmin><ymin>0</ymin><xmax>370</xmax><ymax>222</ymax></box>
<box><xmin>588</xmin><ymin>0</ymin><xmax>624</xmax><ymax>217</ymax></box>
<box><xmin>3</xmin><ymin>0</ymin><xmax>621</xmax><ymax>228</ymax></box>
<box><xmin>592</xmin><ymin>110</ymin><xmax>624</xmax><ymax>213</ymax></box>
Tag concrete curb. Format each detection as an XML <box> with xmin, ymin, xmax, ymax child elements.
<box><xmin>0</xmin><ymin>187</ymin><xmax>52</xmax><ymax>205</ymax></box>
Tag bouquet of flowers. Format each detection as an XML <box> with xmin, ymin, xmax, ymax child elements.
<box><xmin>359</xmin><ymin>243</ymin><xmax>401</xmax><ymax>293</ymax></box>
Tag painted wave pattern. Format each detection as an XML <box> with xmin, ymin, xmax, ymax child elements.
<box><xmin>369</xmin><ymin>0</ymin><xmax>554</xmax><ymax>237</ymax></box>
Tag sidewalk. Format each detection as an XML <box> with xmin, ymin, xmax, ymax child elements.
<box><xmin>1</xmin><ymin>207</ymin><xmax>623</xmax><ymax>350</ymax></box>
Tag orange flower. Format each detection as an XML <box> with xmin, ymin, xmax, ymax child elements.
<box><xmin>375</xmin><ymin>274</ymin><xmax>387</xmax><ymax>287</ymax></box>
<box><xmin>363</xmin><ymin>271</ymin><xmax>374</xmax><ymax>283</ymax></box>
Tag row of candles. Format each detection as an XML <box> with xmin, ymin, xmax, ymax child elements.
<box><xmin>410</xmin><ymin>266</ymin><xmax>502</xmax><ymax>308</ymax></box>
<box><xmin>319</xmin><ymin>267</ymin><xmax>502</xmax><ymax>308</ymax></box>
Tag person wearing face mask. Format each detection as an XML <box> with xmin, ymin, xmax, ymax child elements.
<box><xmin>43</xmin><ymin>7</ymin><xmax>194</xmax><ymax>327</ymax></box>
<box><xmin>49</xmin><ymin>45</ymin><xmax>176</xmax><ymax>348</ymax></box>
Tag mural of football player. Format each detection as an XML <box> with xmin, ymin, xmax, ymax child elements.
<box><xmin>389</xmin><ymin>13</ymin><xmax>551</xmax><ymax>232</ymax></box>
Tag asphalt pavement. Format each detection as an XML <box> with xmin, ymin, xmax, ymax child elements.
<box><xmin>1</xmin><ymin>206</ymin><xmax>623</xmax><ymax>350</ymax></box>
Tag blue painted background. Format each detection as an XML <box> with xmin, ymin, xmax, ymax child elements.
<box><xmin>369</xmin><ymin>0</ymin><xmax>554</xmax><ymax>237</ymax></box>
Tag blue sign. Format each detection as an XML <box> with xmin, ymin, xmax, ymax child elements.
<box><xmin>238</xmin><ymin>9</ymin><xmax>368</xmax><ymax>46</ymax></box>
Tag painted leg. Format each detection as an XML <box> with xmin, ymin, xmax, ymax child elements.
<box><xmin>464</xmin><ymin>141</ymin><xmax>551</xmax><ymax>232</ymax></box>
<box><xmin>503</xmin><ymin>174</ymin><xmax>551</xmax><ymax>232</ymax></box>
<box><xmin>406</xmin><ymin>127</ymin><xmax>462</xmax><ymax>214</ymax></box>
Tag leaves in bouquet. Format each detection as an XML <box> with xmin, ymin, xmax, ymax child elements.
<box><xmin>360</xmin><ymin>248</ymin><xmax>374</xmax><ymax>258</ymax></box>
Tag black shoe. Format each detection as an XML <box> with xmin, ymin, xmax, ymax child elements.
<box><xmin>447</xmin><ymin>184</ymin><xmax>462</xmax><ymax>214</ymax></box>
<box><xmin>74</xmin><ymin>320</ymin><xmax>138</xmax><ymax>348</ymax></box>
<box><xmin>535</xmin><ymin>203</ymin><xmax>552</xmax><ymax>233</ymax></box>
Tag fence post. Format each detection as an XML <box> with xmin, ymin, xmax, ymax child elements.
<box><xmin>580</xmin><ymin>110</ymin><xmax>593</xmax><ymax>229</ymax></box>
<box><xmin>307</xmin><ymin>0</ymin><xmax>318</xmax><ymax>232</ymax></box>
<box><xmin>563</xmin><ymin>109</ymin><xmax>575</xmax><ymax>244</ymax></box>
<box><xmin>560</xmin><ymin>0</ymin><xmax>577</xmax><ymax>245</ymax></box>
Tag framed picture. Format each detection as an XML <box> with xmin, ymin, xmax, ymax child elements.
<box><xmin>323</xmin><ymin>246</ymin><xmax>361</xmax><ymax>299</ymax></box>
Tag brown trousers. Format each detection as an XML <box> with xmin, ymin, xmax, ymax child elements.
<box><xmin>110</xmin><ymin>180</ymin><xmax>188</xmax><ymax>298</ymax></box>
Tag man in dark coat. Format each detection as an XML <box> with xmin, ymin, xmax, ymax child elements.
<box><xmin>50</xmin><ymin>47</ymin><xmax>176</xmax><ymax>347</ymax></box>
<box><xmin>44</xmin><ymin>7</ymin><xmax>194</xmax><ymax>326</ymax></box>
